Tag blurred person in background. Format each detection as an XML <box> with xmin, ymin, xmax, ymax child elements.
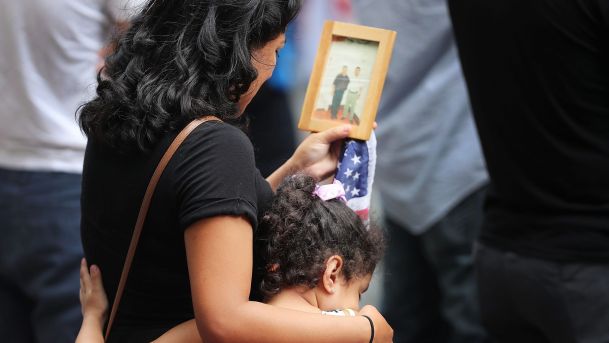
<box><xmin>351</xmin><ymin>1</ymin><xmax>489</xmax><ymax>342</ymax></box>
<box><xmin>449</xmin><ymin>0</ymin><xmax>609</xmax><ymax>342</ymax></box>
<box><xmin>0</xmin><ymin>1</ymin><xmax>142</xmax><ymax>341</ymax></box>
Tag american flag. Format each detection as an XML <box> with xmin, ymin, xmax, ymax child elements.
<box><xmin>335</xmin><ymin>132</ymin><xmax>376</xmax><ymax>224</ymax></box>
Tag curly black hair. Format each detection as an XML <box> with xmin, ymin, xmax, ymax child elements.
<box><xmin>79</xmin><ymin>0</ymin><xmax>301</xmax><ymax>154</ymax></box>
<box><xmin>255</xmin><ymin>174</ymin><xmax>385</xmax><ymax>300</ymax></box>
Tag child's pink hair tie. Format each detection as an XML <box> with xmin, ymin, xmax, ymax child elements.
<box><xmin>313</xmin><ymin>180</ymin><xmax>347</xmax><ymax>202</ymax></box>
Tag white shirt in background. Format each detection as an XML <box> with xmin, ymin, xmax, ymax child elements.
<box><xmin>0</xmin><ymin>0</ymin><xmax>144</xmax><ymax>173</ymax></box>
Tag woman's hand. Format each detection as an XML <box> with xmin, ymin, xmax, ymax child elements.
<box><xmin>267</xmin><ymin>125</ymin><xmax>352</xmax><ymax>190</ymax></box>
<box><xmin>290</xmin><ymin>125</ymin><xmax>352</xmax><ymax>179</ymax></box>
<box><xmin>267</xmin><ymin>122</ymin><xmax>379</xmax><ymax>191</ymax></box>
<box><xmin>359</xmin><ymin>305</ymin><xmax>394</xmax><ymax>343</ymax></box>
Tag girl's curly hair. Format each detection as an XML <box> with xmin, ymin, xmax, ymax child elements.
<box><xmin>255</xmin><ymin>174</ymin><xmax>385</xmax><ymax>300</ymax></box>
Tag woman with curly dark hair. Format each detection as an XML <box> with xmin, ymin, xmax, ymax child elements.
<box><xmin>78</xmin><ymin>0</ymin><xmax>392</xmax><ymax>342</ymax></box>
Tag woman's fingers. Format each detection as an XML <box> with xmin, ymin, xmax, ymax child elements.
<box><xmin>315</xmin><ymin>125</ymin><xmax>352</xmax><ymax>144</ymax></box>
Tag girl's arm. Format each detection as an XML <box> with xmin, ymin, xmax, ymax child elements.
<box><xmin>76</xmin><ymin>259</ymin><xmax>108</xmax><ymax>343</ymax></box>
<box><xmin>184</xmin><ymin>215</ymin><xmax>392</xmax><ymax>343</ymax></box>
<box><xmin>266</xmin><ymin>125</ymin><xmax>352</xmax><ymax>191</ymax></box>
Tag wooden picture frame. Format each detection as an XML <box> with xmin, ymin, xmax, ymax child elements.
<box><xmin>298</xmin><ymin>21</ymin><xmax>397</xmax><ymax>141</ymax></box>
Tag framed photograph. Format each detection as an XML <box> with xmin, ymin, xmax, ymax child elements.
<box><xmin>298</xmin><ymin>21</ymin><xmax>396</xmax><ymax>141</ymax></box>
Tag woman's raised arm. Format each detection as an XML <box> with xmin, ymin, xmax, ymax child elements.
<box><xmin>184</xmin><ymin>215</ymin><xmax>392</xmax><ymax>343</ymax></box>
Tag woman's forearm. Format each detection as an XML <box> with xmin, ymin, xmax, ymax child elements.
<box><xmin>200</xmin><ymin>300</ymin><xmax>370</xmax><ymax>343</ymax></box>
<box><xmin>154</xmin><ymin>304</ymin><xmax>372</xmax><ymax>343</ymax></box>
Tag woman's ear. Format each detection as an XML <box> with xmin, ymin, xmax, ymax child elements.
<box><xmin>321</xmin><ymin>255</ymin><xmax>344</xmax><ymax>294</ymax></box>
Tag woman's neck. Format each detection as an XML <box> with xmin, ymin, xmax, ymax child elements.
<box><xmin>266</xmin><ymin>287</ymin><xmax>322</xmax><ymax>314</ymax></box>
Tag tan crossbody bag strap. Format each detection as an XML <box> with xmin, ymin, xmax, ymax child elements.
<box><xmin>104</xmin><ymin>116</ymin><xmax>221</xmax><ymax>340</ymax></box>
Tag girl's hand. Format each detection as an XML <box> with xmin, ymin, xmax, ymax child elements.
<box><xmin>79</xmin><ymin>258</ymin><xmax>108</xmax><ymax>326</ymax></box>
<box><xmin>359</xmin><ymin>305</ymin><xmax>394</xmax><ymax>343</ymax></box>
<box><xmin>289</xmin><ymin>125</ymin><xmax>352</xmax><ymax>180</ymax></box>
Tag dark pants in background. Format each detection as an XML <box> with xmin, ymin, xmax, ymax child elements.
<box><xmin>382</xmin><ymin>186</ymin><xmax>488</xmax><ymax>343</ymax></box>
<box><xmin>0</xmin><ymin>168</ymin><xmax>82</xmax><ymax>343</ymax></box>
<box><xmin>475</xmin><ymin>243</ymin><xmax>609</xmax><ymax>343</ymax></box>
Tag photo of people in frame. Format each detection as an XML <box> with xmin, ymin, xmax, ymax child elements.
<box><xmin>312</xmin><ymin>35</ymin><xmax>379</xmax><ymax>126</ymax></box>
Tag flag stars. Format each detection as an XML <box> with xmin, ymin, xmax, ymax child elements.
<box><xmin>336</xmin><ymin>140</ymin><xmax>369</xmax><ymax>200</ymax></box>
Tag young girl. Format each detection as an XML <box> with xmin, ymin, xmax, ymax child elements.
<box><xmin>77</xmin><ymin>174</ymin><xmax>384</xmax><ymax>342</ymax></box>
